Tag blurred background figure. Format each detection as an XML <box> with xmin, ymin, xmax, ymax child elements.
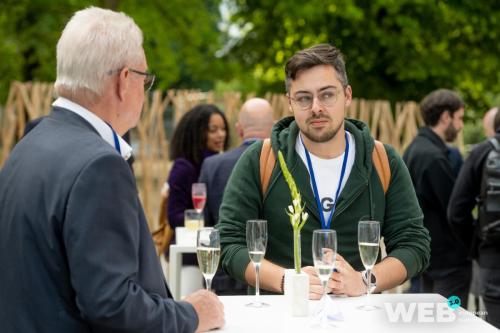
<box><xmin>198</xmin><ymin>97</ymin><xmax>274</xmax><ymax>295</ymax></box>
<box><xmin>449</xmin><ymin>109</ymin><xmax>500</xmax><ymax>328</ymax></box>
<box><xmin>200</xmin><ymin>98</ymin><xmax>274</xmax><ymax>227</ymax></box>
<box><xmin>483</xmin><ymin>107</ymin><xmax>499</xmax><ymax>138</ymax></box>
<box><xmin>403</xmin><ymin>89</ymin><xmax>471</xmax><ymax>306</ymax></box>
<box><xmin>166</xmin><ymin>104</ymin><xmax>229</xmax><ymax>295</ymax></box>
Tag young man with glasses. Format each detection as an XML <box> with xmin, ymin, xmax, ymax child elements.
<box><xmin>218</xmin><ymin>44</ymin><xmax>430</xmax><ymax>298</ymax></box>
<box><xmin>0</xmin><ymin>7</ymin><xmax>223</xmax><ymax>333</ymax></box>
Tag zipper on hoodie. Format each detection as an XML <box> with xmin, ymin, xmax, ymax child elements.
<box><xmin>332</xmin><ymin>181</ymin><xmax>369</xmax><ymax>220</ymax></box>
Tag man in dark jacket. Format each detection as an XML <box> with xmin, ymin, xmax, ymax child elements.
<box><xmin>403</xmin><ymin>89</ymin><xmax>470</xmax><ymax>307</ymax></box>
<box><xmin>0</xmin><ymin>7</ymin><xmax>223</xmax><ymax>333</ymax></box>
<box><xmin>448</xmin><ymin>110</ymin><xmax>500</xmax><ymax>328</ymax></box>
<box><xmin>199</xmin><ymin>97</ymin><xmax>273</xmax><ymax>295</ymax></box>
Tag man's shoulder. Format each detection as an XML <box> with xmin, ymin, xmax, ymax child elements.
<box><xmin>405</xmin><ymin>134</ymin><xmax>442</xmax><ymax>159</ymax></box>
<box><xmin>205</xmin><ymin>145</ymin><xmax>248</xmax><ymax>165</ymax></box>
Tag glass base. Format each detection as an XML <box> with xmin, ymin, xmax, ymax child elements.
<box><xmin>356</xmin><ymin>304</ymin><xmax>381</xmax><ymax>311</ymax></box>
<box><xmin>245</xmin><ymin>301</ymin><xmax>270</xmax><ymax>308</ymax></box>
<box><xmin>311</xmin><ymin>294</ymin><xmax>343</xmax><ymax>328</ymax></box>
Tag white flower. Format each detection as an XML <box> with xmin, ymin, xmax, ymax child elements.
<box><xmin>288</xmin><ymin>205</ymin><xmax>294</xmax><ymax>214</ymax></box>
<box><xmin>302</xmin><ymin>212</ymin><xmax>308</xmax><ymax>221</ymax></box>
<box><xmin>293</xmin><ymin>198</ymin><xmax>300</xmax><ymax>207</ymax></box>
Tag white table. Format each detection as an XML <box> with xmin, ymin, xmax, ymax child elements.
<box><xmin>213</xmin><ymin>294</ymin><xmax>497</xmax><ymax>332</ymax></box>
<box><xmin>168</xmin><ymin>227</ymin><xmax>197</xmax><ymax>300</ymax></box>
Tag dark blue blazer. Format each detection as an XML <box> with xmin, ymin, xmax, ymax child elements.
<box><xmin>0</xmin><ymin>107</ymin><xmax>198</xmax><ymax>333</ymax></box>
<box><xmin>199</xmin><ymin>141</ymin><xmax>255</xmax><ymax>227</ymax></box>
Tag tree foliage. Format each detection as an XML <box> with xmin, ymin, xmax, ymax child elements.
<box><xmin>0</xmin><ymin>0</ymin><xmax>225</xmax><ymax>103</ymax></box>
<box><xmin>223</xmin><ymin>0</ymin><xmax>500</xmax><ymax>118</ymax></box>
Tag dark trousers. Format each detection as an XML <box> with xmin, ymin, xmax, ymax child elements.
<box><xmin>422</xmin><ymin>264</ymin><xmax>472</xmax><ymax>309</ymax></box>
<box><xmin>479</xmin><ymin>267</ymin><xmax>500</xmax><ymax>329</ymax></box>
<box><xmin>206</xmin><ymin>269</ymin><xmax>247</xmax><ymax>295</ymax></box>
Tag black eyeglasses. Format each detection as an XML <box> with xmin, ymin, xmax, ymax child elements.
<box><xmin>107</xmin><ymin>67</ymin><xmax>156</xmax><ymax>92</ymax></box>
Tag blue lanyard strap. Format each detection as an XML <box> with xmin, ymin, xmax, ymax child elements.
<box><xmin>302</xmin><ymin>131</ymin><xmax>349</xmax><ymax>229</ymax></box>
<box><xmin>106</xmin><ymin>123</ymin><xmax>121</xmax><ymax>154</ymax></box>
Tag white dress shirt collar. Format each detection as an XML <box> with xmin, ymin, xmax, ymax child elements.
<box><xmin>52</xmin><ymin>97</ymin><xmax>132</xmax><ymax>161</ymax></box>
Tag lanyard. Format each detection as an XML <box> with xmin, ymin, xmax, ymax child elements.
<box><xmin>106</xmin><ymin>123</ymin><xmax>121</xmax><ymax>154</ymax></box>
<box><xmin>301</xmin><ymin>131</ymin><xmax>349</xmax><ymax>229</ymax></box>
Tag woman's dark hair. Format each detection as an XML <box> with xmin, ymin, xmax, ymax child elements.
<box><xmin>170</xmin><ymin>104</ymin><xmax>230</xmax><ymax>166</ymax></box>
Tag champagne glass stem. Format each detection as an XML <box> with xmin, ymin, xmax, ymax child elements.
<box><xmin>255</xmin><ymin>263</ymin><xmax>261</xmax><ymax>302</ymax></box>
<box><xmin>321</xmin><ymin>279</ymin><xmax>328</xmax><ymax>326</ymax></box>
<box><xmin>366</xmin><ymin>269</ymin><xmax>372</xmax><ymax>306</ymax></box>
<box><xmin>206</xmin><ymin>277</ymin><xmax>212</xmax><ymax>292</ymax></box>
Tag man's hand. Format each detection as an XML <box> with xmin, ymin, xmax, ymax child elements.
<box><xmin>328</xmin><ymin>253</ymin><xmax>366</xmax><ymax>296</ymax></box>
<box><xmin>302</xmin><ymin>266</ymin><xmax>330</xmax><ymax>300</ymax></box>
<box><xmin>184</xmin><ymin>290</ymin><xmax>225</xmax><ymax>332</ymax></box>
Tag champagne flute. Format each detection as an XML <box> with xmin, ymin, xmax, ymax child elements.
<box><xmin>192</xmin><ymin>183</ymin><xmax>207</xmax><ymax>214</ymax></box>
<box><xmin>357</xmin><ymin>220</ymin><xmax>380</xmax><ymax>310</ymax></box>
<box><xmin>246</xmin><ymin>220</ymin><xmax>269</xmax><ymax>308</ymax></box>
<box><xmin>196</xmin><ymin>228</ymin><xmax>220</xmax><ymax>291</ymax></box>
<box><xmin>312</xmin><ymin>229</ymin><xmax>337</xmax><ymax>327</ymax></box>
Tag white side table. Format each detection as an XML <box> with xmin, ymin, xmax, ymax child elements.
<box><xmin>168</xmin><ymin>227</ymin><xmax>197</xmax><ymax>300</ymax></box>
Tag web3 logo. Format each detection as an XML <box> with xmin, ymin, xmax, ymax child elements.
<box><xmin>384</xmin><ymin>298</ymin><xmax>459</xmax><ymax>323</ymax></box>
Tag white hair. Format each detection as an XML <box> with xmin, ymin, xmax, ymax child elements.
<box><xmin>54</xmin><ymin>7</ymin><xmax>144</xmax><ymax>98</ymax></box>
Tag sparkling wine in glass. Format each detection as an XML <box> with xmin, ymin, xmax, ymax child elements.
<box><xmin>192</xmin><ymin>183</ymin><xmax>207</xmax><ymax>213</ymax></box>
<box><xmin>357</xmin><ymin>220</ymin><xmax>380</xmax><ymax>310</ymax></box>
<box><xmin>246</xmin><ymin>220</ymin><xmax>269</xmax><ymax>308</ymax></box>
<box><xmin>196</xmin><ymin>228</ymin><xmax>220</xmax><ymax>291</ymax></box>
<box><xmin>312</xmin><ymin>229</ymin><xmax>337</xmax><ymax>327</ymax></box>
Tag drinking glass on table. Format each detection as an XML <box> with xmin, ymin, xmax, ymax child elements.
<box><xmin>312</xmin><ymin>229</ymin><xmax>337</xmax><ymax>327</ymax></box>
<box><xmin>246</xmin><ymin>219</ymin><xmax>269</xmax><ymax>308</ymax></box>
<box><xmin>196</xmin><ymin>228</ymin><xmax>220</xmax><ymax>291</ymax></box>
<box><xmin>357</xmin><ymin>220</ymin><xmax>381</xmax><ymax>310</ymax></box>
<box><xmin>185</xmin><ymin>209</ymin><xmax>203</xmax><ymax>230</ymax></box>
<box><xmin>192</xmin><ymin>183</ymin><xmax>207</xmax><ymax>213</ymax></box>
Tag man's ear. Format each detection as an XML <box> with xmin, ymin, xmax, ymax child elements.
<box><xmin>344</xmin><ymin>85</ymin><xmax>353</xmax><ymax>107</ymax></box>
<box><xmin>287</xmin><ymin>96</ymin><xmax>294</xmax><ymax>114</ymax></box>
<box><xmin>117</xmin><ymin>68</ymin><xmax>129</xmax><ymax>101</ymax></box>
<box><xmin>235</xmin><ymin>122</ymin><xmax>244</xmax><ymax>138</ymax></box>
<box><xmin>439</xmin><ymin>110</ymin><xmax>452</xmax><ymax>125</ymax></box>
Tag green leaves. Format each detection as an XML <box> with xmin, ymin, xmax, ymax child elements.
<box><xmin>0</xmin><ymin>0</ymin><xmax>225</xmax><ymax>102</ymax></box>
<box><xmin>223</xmin><ymin>0</ymin><xmax>500</xmax><ymax>117</ymax></box>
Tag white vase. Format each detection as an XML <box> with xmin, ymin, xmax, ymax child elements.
<box><xmin>284</xmin><ymin>269</ymin><xmax>309</xmax><ymax>317</ymax></box>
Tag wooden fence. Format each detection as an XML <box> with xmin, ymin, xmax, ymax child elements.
<box><xmin>0</xmin><ymin>81</ymin><xmax>462</xmax><ymax>231</ymax></box>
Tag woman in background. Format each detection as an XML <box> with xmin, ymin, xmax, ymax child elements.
<box><xmin>166</xmin><ymin>104</ymin><xmax>229</xmax><ymax>267</ymax></box>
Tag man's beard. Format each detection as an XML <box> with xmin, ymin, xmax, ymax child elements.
<box><xmin>301</xmin><ymin>115</ymin><xmax>343</xmax><ymax>143</ymax></box>
<box><xmin>444</xmin><ymin>122</ymin><xmax>459</xmax><ymax>142</ymax></box>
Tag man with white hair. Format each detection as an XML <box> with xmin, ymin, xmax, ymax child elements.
<box><xmin>0</xmin><ymin>7</ymin><xmax>223</xmax><ymax>333</ymax></box>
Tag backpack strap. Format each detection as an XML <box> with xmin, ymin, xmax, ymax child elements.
<box><xmin>259</xmin><ymin>138</ymin><xmax>391</xmax><ymax>196</ymax></box>
<box><xmin>372</xmin><ymin>140</ymin><xmax>391</xmax><ymax>194</ymax></box>
<box><xmin>489</xmin><ymin>137</ymin><xmax>500</xmax><ymax>151</ymax></box>
<box><xmin>260</xmin><ymin>138</ymin><xmax>276</xmax><ymax>196</ymax></box>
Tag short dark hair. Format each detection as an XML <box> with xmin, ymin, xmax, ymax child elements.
<box><xmin>285</xmin><ymin>43</ymin><xmax>348</xmax><ymax>93</ymax></box>
<box><xmin>419</xmin><ymin>89</ymin><xmax>465</xmax><ymax>127</ymax></box>
<box><xmin>170</xmin><ymin>104</ymin><xmax>230</xmax><ymax>166</ymax></box>
<box><xmin>494</xmin><ymin>107</ymin><xmax>500</xmax><ymax>133</ymax></box>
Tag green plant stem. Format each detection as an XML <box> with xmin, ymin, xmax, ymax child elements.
<box><xmin>293</xmin><ymin>228</ymin><xmax>300</xmax><ymax>274</ymax></box>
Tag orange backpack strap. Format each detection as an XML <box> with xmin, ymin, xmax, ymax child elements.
<box><xmin>372</xmin><ymin>140</ymin><xmax>391</xmax><ymax>194</ymax></box>
<box><xmin>260</xmin><ymin>138</ymin><xmax>276</xmax><ymax>196</ymax></box>
<box><xmin>260</xmin><ymin>138</ymin><xmax>391</xmax><ymax>196</ymax></box>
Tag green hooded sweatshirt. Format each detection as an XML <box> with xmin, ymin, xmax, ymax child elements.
<box><xmin>217</xmin><ymin>116</ymin><xmax>430</xmax><ymax>285</ymax></box>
